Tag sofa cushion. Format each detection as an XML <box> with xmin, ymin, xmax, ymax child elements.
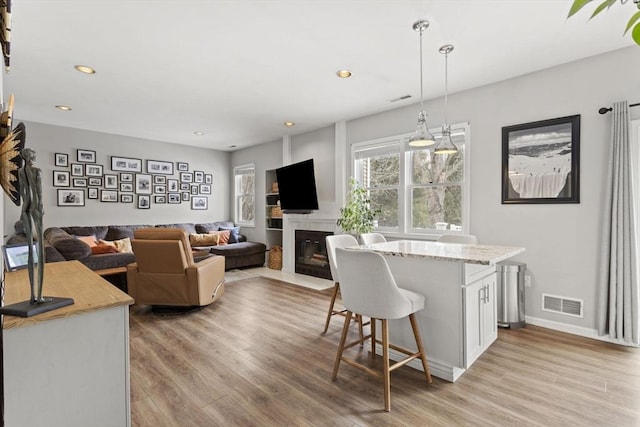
<box><xmin>80</xmin><ymin>252</ymin><xmax>136</xmax><ymax>271</ymax></box>
<box><xmin>44</xmin><ymin>227</ymin><xmax>91</xmax><ymax>260</ymax></box>
<box><xmin>75</xmin><ymin>235</ymin><xmax>98</xmax><ymax>247</ymax></box>
<box><xmin>91</xmin><ymin>244</ymin><xmax>119</xmax><ymax>255</ymax></box>
<box><xmin>209</xmin><ymin>241</ymin><xmax>266</xmax><ymax>257</ymax></box>
<box><xmin>218</xmin><ymin>226</ymin><xmax>241</xmax><ymax>243</ymax></box>
<box><xmin>106</xmin><ymin>225</ymin><xmax>153</xmax><ymax>241</ymax></box>
<box><xmin>99</xmin><ymin>238</ymin><xmax>133</xmax><ymax>253</ymax></box>
<box><xmin>195</xmin><ymin>221</ymin><xmax>234</xmax><ymax>233</ymax></box>
<box><xmin>61</xmin><ymin>226</ymin><xmax>109</xmax><ymax>240</ymax></box>
<box><xmin>189</xmin><ymin>233</ymin><xmax>220</xmax><ymax>246</ymax></box>
<box><xmin>155</xmin><ymin>223</ymin><xmax>197</xmax><ymax>234</ymax></box>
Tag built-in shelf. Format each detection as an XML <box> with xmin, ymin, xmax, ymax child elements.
<box><xmin>265</xmin><ymin>169</ymin><xmax>283</xmax><ymax>251</ymax></box>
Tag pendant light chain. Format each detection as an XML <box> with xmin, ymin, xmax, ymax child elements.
<box><xmin>444</xmin><ymin>47</ymin><xmax>448</xmax><ymax>125</ymax></box>
<box><xmin>419</xmin><ymin>26</ymin><xmax>425</xmax><ymax>113</ymax></box>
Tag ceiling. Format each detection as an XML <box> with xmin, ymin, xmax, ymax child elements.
<box><xmin>3</xmin><ymin>0</ymin><xmax>635</xmax><ymax>151</ymax></box>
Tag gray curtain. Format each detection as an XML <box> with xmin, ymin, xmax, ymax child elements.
<box><xmin>597</xmin><ymin>101</ymin><xmax>639</xmax><ymax>345</ymax></box>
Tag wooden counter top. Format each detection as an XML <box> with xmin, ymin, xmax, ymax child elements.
<box><xmin>357</xmin><ymin>240</ymin><xmax>525</xmax><ymax>265</ymax></box>
<box><xmin>2</xmin><ymin>260</ymin><xmax>134</xmax><ymax>330</ymax></box>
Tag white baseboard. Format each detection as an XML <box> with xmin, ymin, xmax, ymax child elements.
<box><xmin>524</xmin><ymin>315</ymin><xmax>639</xmax><ymax>348</ymax></box>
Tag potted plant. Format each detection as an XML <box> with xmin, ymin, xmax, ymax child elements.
<box><xmin>337</xmin><ymin>177</ymin><xmax>380</xmax><ymax>234</ymax></box>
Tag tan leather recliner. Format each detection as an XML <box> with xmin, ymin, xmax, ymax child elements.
<box><xmin>127</xmin><ymin>228</ymin><xmax>225</xmax><ymax>307</ymax></box>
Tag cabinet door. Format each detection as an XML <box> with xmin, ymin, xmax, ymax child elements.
<box><xmin>482</xmin><ymin>274</ymin><xmax>498</xmax><ymax>347</ymax></box>
<box><xmin>464</xmin><ymin>279</ymin><xmax>484</xmax><ymax>367</ymax></box>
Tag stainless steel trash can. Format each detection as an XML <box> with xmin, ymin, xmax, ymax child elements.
<box><xmin>496</xmin><ymin>261</ymin><xmax>526</xmax><ymax>328</ymax></box>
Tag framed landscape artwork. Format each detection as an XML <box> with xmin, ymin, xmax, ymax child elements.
<box><xmin>147</xmin><ymin>160</ymin><xmax>173</xmax><ymax>175</ymax></box>
<box><xmin>502</xmin><ymin>114</ymin><xmax>580</xmax><ymax>204</ymax></box>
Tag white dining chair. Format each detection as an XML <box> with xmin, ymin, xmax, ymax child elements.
<box><xmin>359</xmin><ymin>232</ymin><xmax>386</xmax><ymax>245</ymax></box>
<box><xmin>332</xmin><ymin>248</ymin><xmax>432</xmax><ymax>412</ymax></box>
<box><xmin>324</xmin><ymin>235</ymin><xmax>364</xmax><ymax>341</ymax></box>
<box><xmin>437</xmin><ymin>234</ymin><xmax>478</xmax><ymax>244</ymax></box>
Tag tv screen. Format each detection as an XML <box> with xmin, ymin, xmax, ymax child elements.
<box><xmin>276</xmin><ymin>159</ymin><xmax>319</xmax><ymax>214</ymax></box>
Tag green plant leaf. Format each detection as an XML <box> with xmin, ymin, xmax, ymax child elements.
<box><xmin>590</xmin><ymin>0</ymin><xmax>617</xmax><ymax>19</ymax></box>
<box><xmin>568</xmin><ymin>0</ymin><xmax>595</xmax><ymax>17</ymax></box>
<box><xmin>633</xmin><ymin>23</ymin><xmax>640</xmax><ymax>45</ymax></box>
<box><xmin>624</xmin><ymin>11</ymin><xmax>640</xmax><ymax>34</ymax></box>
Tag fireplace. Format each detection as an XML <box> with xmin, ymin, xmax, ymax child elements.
<box><xmin>295</xmin><ymin>230</ymin><xmax>333</xmax><ymax>280</ymax></box>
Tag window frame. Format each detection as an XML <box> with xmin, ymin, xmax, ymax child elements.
<box><xmin>350</xmin><ymin>122</ymin><xmax>470</xmax><ymax>239</ymax></box>
<box><xmin>233</xmin><ymin>163</ymin><xmax>256</xmax><ymax>227</ymax></box>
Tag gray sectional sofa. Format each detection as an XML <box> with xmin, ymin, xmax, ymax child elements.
<box><xmin>12</xmin><ymin>221</ymin><xmax>266</xmax><ymax>273</ymax></box>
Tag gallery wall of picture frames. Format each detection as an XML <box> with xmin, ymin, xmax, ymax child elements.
<box><xmin>53</xmin><ymin>149</ymin><xmax>213</xmax><ymax>210</ymax></box>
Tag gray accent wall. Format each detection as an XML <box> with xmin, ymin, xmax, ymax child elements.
<box><xmin>3</xmin><ymin>121</ymin><xmax>231</xmax><ymax>236</ymax></box>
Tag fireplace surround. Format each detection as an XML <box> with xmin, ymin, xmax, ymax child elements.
<box><xmin>295</xmin><ymin>230</ymin><xmax>333</xmax><ymax>280</ymax></box>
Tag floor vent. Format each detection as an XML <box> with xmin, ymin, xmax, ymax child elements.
<box><xmin>541</xmin><ymin>293</ymin><xmax>583</xmax><ymax>318</ymax></box>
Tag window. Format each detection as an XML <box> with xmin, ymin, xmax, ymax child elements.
<box><xmin>233</xmin><ymin>164</ymin><xmax>255</xmax><ymax>226</ymax></box>
<box><xmin>352</xmin><ymin>122</ymin><xmax>469</xmax><ymax>235</ymax></box>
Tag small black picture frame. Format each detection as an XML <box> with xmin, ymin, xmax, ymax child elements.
<box><xmin>77</xmin><ymin>149</ymin><xmax>96</xmax><ymax>163</ymax></box>
<box><xmin>54</xmin><ymin>153</ymin><xmax>68</xmax><ymax>167</ymax></box>
<box><xmin>53</xmin><ymin>170</ymin><xmax>70</xmax><ymax>187</ymax></box>
<box><xmin>177</xmin><ymin>162</ymin><xmax>189</xmax><ymax>171</ymax></box>
<box><xmin>137</xmin><ymin>195</ymin><xmax>151</xmax><ymax>209</ymax></box>
<box><xmin>502</xmin><ymin>114</ymin><xmax>580</xmax><ymax>204</ymax></box>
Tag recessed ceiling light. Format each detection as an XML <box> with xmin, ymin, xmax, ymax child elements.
<box><xmin>74</xmin><ymin>65</ymin><xmax>96</xmax><ymax>74</ymax></box>
<box><xmin>194</xmin><ymin>131</ymin><xmax>205</xmax><ymax>135</ymax></box>
<box><xmin>283</xmin><ymin>122</ymin><xmax>295</xmax><ymax>127</ymax></box>
<box><xmin>336</xmin><ymin>70</ymin><xmax>352</xmax><ymax>78</ymax></box>
<box><xmin>55</xmin><ymin>105</ymin><xmax>72</xmax><ymax>111</ymax></box>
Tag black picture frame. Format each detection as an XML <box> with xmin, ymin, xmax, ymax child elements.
<box><xmin>111</xmin><ymin>156</ymin><xmax>142</xmax><ymax>172</ymax></box>
<box><xmin>137</xmin><ymin>195</ymin><xmax>151</xmax><ymax>209</ymax></box>
<box><xmin>77</xmin><ymin>149</ymin><xmax>96</xmax><ymax>163</ymax></box>
<box><xmin>177</xmin><ymin>162</ymin><xmax>189</xmax><ymax>171</ymax></box>
<box><xmin>104</xmin><ymin>174</ymin><xmax>118</xmax><ymax>189</ymax></box>
<box><xmin>121</xmin><ymin>194</ymin><xmax>134</xmax><ymax>203</ymax></box>
<box><xmin>194</xmin><ymin>170</ymin><xmax>204</xmax><ymax>183</ymax></box>
<box><xmin>72</xmin><ymin>178</ymin><xmax>87</xmax><ymax>187</ymax></box>
<box><xmin>88</xmin><ymin>188</ymin><xmax>99</xmax><ymax>199</ymax></box>
<box><xmin>88</xmin><ymin>177</ymin><xmax>102</xmax><ymax>187</ymax></box>
<box><xmin>146</xmin><ymin>159</ymin><xmax>174</xmax><ymax>175</ymax></box>
<box><xmin>57</xmin><ymin>189</ymin><xmax>85</xmax><ymax>207</ymax></box>
<box><xmin>204</xmin><ymin>174</ymin><xmax>213</xmax><ymax>184</ymax></box>
<box><xmin>191</xmin><ymin>196</ymin><xmax>208</xmax><ymax>210</ymax></box>
<box><xmin>71</xmin><ymin>163</ymin><xmax>84</xmax><ymax>176</ymax></box>
<box><xmin>502</xmin><ymin>114</ymin><xmax>580</xmax><ymax>204</ymax></box>
<box><xmin>120</xmin><ymin>172</ymin><xmax>134</xmax><ymax>182</ymax></box>
<box><xmin>100</xmin><ymin>190</ymin><xmax>118</xmax><ymax>203</ymax></box>
<box><xmin>85</xmin><ymin>164</ymin><xmax>103</xmax><ymax>177</ymax></box>
<box><xmin>54</xmin><ymin>153</ymin><xmax>68</xmax><ymax>167</ymax></box>
<box><xmin>53</xmin><ymin>170</ymin><xmax>70</xmax><ymax>187</ymax></box>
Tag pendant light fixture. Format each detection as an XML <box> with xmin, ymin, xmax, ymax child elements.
<box><xmin>434</xmin><ymin>44</ymin><xmax>458</xmax><ymax>154</ymax></box>
<box><xmin>408</xmin><ymin>20</ymin><xmax>435</xmax><ymax>147</ymax></box>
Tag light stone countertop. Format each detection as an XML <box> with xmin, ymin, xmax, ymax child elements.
<box><xmin>354</xmin><ymin>240</ymin><xmax>525</xmax><ymax>265</ymax></box>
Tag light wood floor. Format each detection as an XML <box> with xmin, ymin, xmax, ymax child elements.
<box><xmin>129</xmin><ymin>277</ymin><xmax>640</xmax><ymax>426</ymax></box>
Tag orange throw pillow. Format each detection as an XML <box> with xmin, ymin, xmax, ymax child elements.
<box><xmin>75</xmin><ymin>235</ymin><xmax>98</xmax><ymax>247</ymax></box>
<box><xmin>215</xmin><ymin>230</ymin><xmax>231</xmax><ymax>245</ymax></box>
<box><xmin>91</xmin><ymin>244</ymin><xmax>119</xmax><ymax>255</ymax></box>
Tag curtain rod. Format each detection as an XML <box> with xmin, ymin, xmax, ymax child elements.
<box><xmin>598</xmin><ymin>102</ymin><xmax>639</xmax><ymax>114</ymax></box>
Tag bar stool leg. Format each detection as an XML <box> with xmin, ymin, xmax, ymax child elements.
<box><xmin>382</xmin><ymin>319</ymin><xmax>391</xmax><ymax>412</ymax></box>
<box><xmin>409</xmin><ymin>313</ymin><xmax>432</xmax><ymax>384</ymax></box>
<box><xmin>332</xmin><ymin>310</ymin><xmax>352</xmax><ymax>381</ymax></box>
<box><xmin>323</xmin><ymin>283</ymin><xmax>340</xmax><ymax>333</ymax></box>
<box><xmin>356</xmin><ymin>314</ymin><xmax>364</xmax><ymax>347</ymax></box>
<box><xmin>370</xmin><ymin>318</ymin><xmax>376</xmax><ymax>358</ymax></box>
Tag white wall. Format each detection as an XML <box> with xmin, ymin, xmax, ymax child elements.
<box><xmin>233</xmin><ymin>45</ymin><xmax>640</xmax><ymax>335</ymax></box>
<box><xmin>347</xmin><ymin>46</ymin><xmax>640</xmax><ymax>333</ymax></box>
<box><xmin>229</xmin><ymin>139</ymin><xmax>282</xmax><ymax>244</ymax></box>
<box><xmin>3</xmin><ymin>121</ymin><xmax>231</xmax><ymax>236</ymax></box>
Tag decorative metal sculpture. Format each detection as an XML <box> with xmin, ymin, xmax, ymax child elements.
<box><xmin>18</xmin><ymin>148</ymin><xmax>47</xmax><ymax>303</ymax></box>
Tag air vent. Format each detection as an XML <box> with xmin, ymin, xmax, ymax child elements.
<box><xmin>541</xmin><ymin>293</ymin><xmax>583</xmax><ymax>318</ymax></box>
<box><xmin>390</xmin><ymin>94</ymin><xmax>412</xmax><ymax>102</ymax></box>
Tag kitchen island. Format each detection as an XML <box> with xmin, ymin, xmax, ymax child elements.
<box><xmin>353</xmin><ymin>240</ymin><xmax>524</xmax><ymax>382</ymax></box>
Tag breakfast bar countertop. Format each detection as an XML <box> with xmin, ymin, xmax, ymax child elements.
<box><xmin>357</xmin><ymin>240</ymin><xmax>525</xmax><ymax>265</ymax></box>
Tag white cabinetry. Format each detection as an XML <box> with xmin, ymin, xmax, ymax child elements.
<box><xmin>464</xmin><ymin>268</ymin><xmax>497</xmax><ymax>367</ymax></box>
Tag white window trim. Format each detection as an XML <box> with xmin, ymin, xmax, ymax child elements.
<box><xmin>350</xmin><ymin>121</ymin><xmax>470</xmax><ymax>240</ymax></box>
<box><xmin>233</xmin><ymin>163</ymin><xmax>255</xmax><ymax>227</ymax></box>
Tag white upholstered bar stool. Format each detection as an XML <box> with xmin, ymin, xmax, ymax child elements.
<box><xmin>359</xmin><ymin>232</ymin><xmax>386</xmax><ymax>245</ymax></box>
<box><xmin>332</xmin><ymin>248</ymin><xmax>432</xmax><ymax>412</ymax></box>
<box><xmin>437</xmin><ymin>234</ymin><xmax>478</xmax><ymax>244</ymax></box>
<box><xmin>324</xmin><ymin>235</ymin><xmax>364</xmax><ymax>341</ymax></box>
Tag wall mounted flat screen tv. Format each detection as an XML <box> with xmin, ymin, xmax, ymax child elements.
<box><xmin>276</xmin><ymin>159</ymin><xmax>319</xmax><ymax>214</ymax></box>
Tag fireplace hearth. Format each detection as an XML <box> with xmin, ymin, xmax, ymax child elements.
<box><xmin>295</xmin><ymin>230</ymin><xmax>333</xmax><ymax>280</ymax></box>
